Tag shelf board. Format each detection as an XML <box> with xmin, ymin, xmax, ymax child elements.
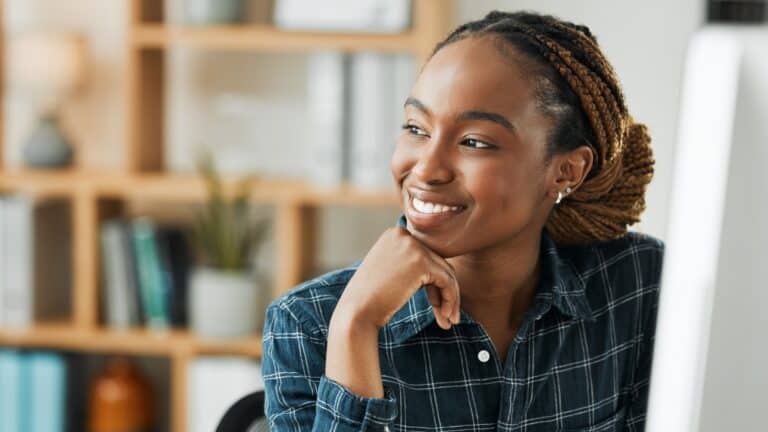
<box><xmin>0</xmin><ymin>171</ymin><xmax>399</xmax><ymax>206</ymax></box>
<box><xmin>0</xmin><ymin>169</ymin><xmax>82</xmax><ymax>197</ymax></box>
<box><xmin>133</xmin><ymin>24</ymin><xmax>419</xmax><ymax>54</ymax></box>
<box><xmin>0</xmin><ymin>324</ymin><xmax>262</xmax><ymax>358</ymax></box>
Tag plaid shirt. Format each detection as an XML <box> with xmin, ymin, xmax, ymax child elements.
<box><xmin>262</xmin><ymin>214</ymin><xmax>664</xmax><ymax>431</ymax></box>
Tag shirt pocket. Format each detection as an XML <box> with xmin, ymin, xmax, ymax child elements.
<box><xmin>559</xmin><ymin>405</ymin><xmax>627</xmax><ymax>432</ymax></box>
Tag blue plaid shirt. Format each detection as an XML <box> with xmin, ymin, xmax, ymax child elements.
<box><xmin>262</xmin><ymin>215</ymin><xmax>664</xmax><ymax>431</ymax></box>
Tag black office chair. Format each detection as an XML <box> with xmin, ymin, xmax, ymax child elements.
<box><xmin>216</xmin><ymin>390</ymin><xmax>269</xmax><ymax>432</ymax></box>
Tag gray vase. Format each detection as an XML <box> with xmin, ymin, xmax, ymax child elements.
<box><xmin>184</xmin><ymin>0</ymin><xmax>244</xmax><ymax>25</ymax></box>
<box><xmin>22</xmin><ymin>116</ymin><xmax>73</xmax><ymax>168</ymax></box>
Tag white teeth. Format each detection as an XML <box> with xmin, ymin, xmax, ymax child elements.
<box><xmin>412</xmin><ymin>196</ymin><xmax>461</xmax><ymax>214</ymax></box>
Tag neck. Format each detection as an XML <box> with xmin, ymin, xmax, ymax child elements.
<box><xmin>448</xmin><ymin>227</ymin><xmax>542</xmax><ymax>326</ymax></box>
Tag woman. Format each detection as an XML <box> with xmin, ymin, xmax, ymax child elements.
<box><xmin>262</xmin><ymin>10</ymin><xmax>663</xmax><ymax>432</ymax></box>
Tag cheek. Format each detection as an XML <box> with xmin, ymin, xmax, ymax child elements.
<box><xmin>390</xmin><ymin>138</ymin><xmax>414</xmax><ymax>183</ymax></box>
<box><xmin>466</xmin><ymin>164</ymin><xmax>535</xmax><ymax>213</ymax></box>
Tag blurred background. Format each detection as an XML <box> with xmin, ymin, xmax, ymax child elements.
<box><xmin>0</xmin><ymin>0</ymin><xmax>763</xmax><ymax>431</ymax></box>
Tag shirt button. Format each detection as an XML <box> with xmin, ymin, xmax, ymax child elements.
<box><xmin>478</xmin><ymin>350</ymin><xmax>490</xmax><ymax>363</ymax></box>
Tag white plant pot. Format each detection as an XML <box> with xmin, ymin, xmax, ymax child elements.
<box><xmin>189</xmin><ymin>267</ymin><xmax>264</xmax><ymax>339</ymax></box>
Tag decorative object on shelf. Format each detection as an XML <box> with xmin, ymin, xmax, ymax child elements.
<box><xmin>87</xmin><ymin>357</ymin><xmax>153</xmax><ymax>432</ymax></box>
<box><xmin>7</xmin><ymin>32</ymin><xmax>86</xmax><ymax>169</ymax></box>
<box><xmin>274</xmin><ymin>0</ymin><xmax>411</xmax><ymax>32</ymax></box>
<box><xmin>189</xmin><ymin>152</ymin><xmax>270</xmax><ymax>339</ymax></box>
<box><xmin>184</xmin><ymin>0</ymin><xmax>246</xmax><ymax>25</ymax></box>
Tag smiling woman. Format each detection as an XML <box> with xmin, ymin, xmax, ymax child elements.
<box><xmin>262</xmin><ymin>10</ymin><xmax>663</xmax><ymax>432</ymax></box>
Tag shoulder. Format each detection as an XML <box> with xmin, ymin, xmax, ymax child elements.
<box><xmin>264</xmin><ymin>262</ymin><xmax>360</xmax><ymax>337</ymax></box>
<box><xmin>562</xmin><ymin>230</ymin><xmax>665</xmax><ymax>288</ymax></box>
<box><xmin>557</xmin><ymin>231</ymin><xmax>665</xmax><ymax>321</ymax></box>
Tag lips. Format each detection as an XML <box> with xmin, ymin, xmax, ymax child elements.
<box><xmin>405</xmin><ymin>189</ymin><xmax>467</xmax><ymax>230</ymax></box>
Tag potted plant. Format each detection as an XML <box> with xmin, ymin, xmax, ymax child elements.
<box><xmin>188</xmin><ymin>152</ymin><xmax>270</xmax><ymax>339</ymax></box>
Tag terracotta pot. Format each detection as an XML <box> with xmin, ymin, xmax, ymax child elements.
<box><xmin>88</xmin><ymin>357</ymin><xmax>153</xmax><ymax>432</ymax></box>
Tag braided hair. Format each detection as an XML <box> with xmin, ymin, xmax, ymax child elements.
<box><xmin>432</xmin><ymin>11</ymin><xmax>655</xmax><ymax>245</ymax></box>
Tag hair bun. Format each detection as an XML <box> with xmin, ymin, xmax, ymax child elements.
<box><xmin>546</xmin><ymin>119</ymin><xmax>654</xmax><ymax>245</ymax></box>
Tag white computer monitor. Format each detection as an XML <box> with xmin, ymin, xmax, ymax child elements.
<box><xmin>647</xmin><ymin>26</ymin><xmax>768</xmax><ymax>431</ymax></box>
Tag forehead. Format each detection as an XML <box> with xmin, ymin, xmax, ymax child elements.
<box><xmin>411</xmin><ymin>35</ymin><xmax>536</xmax><ymax>119</ymax></box>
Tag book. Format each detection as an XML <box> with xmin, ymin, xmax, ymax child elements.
<box><xmin>0</xmin><ymin>350</ymin><xmax>23</xmax><ymax>432</ymax></box>
<box><xmin>306</xmin><ymin>51</ymin><xmax>348</xmax><ymax>186</ymax></box>
<box><xmin>349</xmin><ymin>53</ymin><xmax>416</xmax><ymax>190</ymax></box>
<box><xmin>274</xmin><ymin>0</ymin><xmax>411</xmax><ymax>32</ymax></box>
<box><xmin>100</xmin><ymin>220</ymin><xmax>141</xmax><ymax>329</ymax></box>
<box><xmin>188</xmin><ymin>357</ymin><xmax>264</xmax><ymax>432</ymax></box>
<box><xmin>2</xmin><ymin>196</ymin><xmax>33</xmax><ymax>328</ymax></box>
<box><xmin>155</xmin><ymin>226</ymin><xmax>191</xmax><ymax>327</ymax></box>
<box><xmin>24</xmin><ymin>352</ymin><xmax>66</xmax><ymax>432</ymax></box>
<box><xmin>131</xmin><ymin>218</ymin><xmax>170</xmax><ymax>330</ymax></box>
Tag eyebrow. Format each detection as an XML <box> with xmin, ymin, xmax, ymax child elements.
<box><xmin>404</xmin><ymin>96</ymin><xmax>516</xmax><ymax>133</ymax></box>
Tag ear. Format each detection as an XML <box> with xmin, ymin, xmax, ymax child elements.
<box><xmin>548</xmin><ymin>145</ymin><xmax>594</xmax><ymax>200</ymax></box>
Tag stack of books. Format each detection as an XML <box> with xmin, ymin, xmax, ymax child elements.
<box><xmin>306</xmin><ymin>51</ymin><xmax>415</xmax><ymax>190</ymax></box>
<box><xmin>0</xmin><ymin>350</ymin><xmax>73</xmax><ymax>432</ymax></box>
<box><xmin>99</xmin><ymin>218</ymin><xmax>192</xmax><ymax>331</ymax></box>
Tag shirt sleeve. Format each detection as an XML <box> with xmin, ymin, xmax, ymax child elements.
<box><xmin>261</xmin><ymin>302</ymin><xmax>398</xmax><ymax>431</ymax></box>
<box><xmin>624</xmin><ymin>241</ymin><xmax>664</xmax><ymax>431</ymax></box>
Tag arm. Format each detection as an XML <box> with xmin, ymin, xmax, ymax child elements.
<box><xmin>262</xmin><ymin>303</ymin><xmax>397</xmax><ymax>431</ymax></box>
<box><xmin>325</xmin><ymin>299</ymin><xmax>387</xmax><ymax>399</ymax></box>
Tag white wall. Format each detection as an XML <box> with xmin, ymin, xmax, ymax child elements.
<box><xmin>455</xmin><ymin>0</ymin><xmax>704</xmax><ymax>240</ymax></box>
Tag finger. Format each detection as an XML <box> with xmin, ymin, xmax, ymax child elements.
<box><xmin>453</xmin><ymin>299</ymin><xmax>461</xmax><ymax>325</ymax></box>
<box><xmin>425</xmin><ymin>284</ymin><xmax>451</xmax><ymax>330</ymax></box>
<box><xmin>407</xmin><ymin>235</ymin><xmax>461</xmax><ymax>319</ymax></box>
<box><xmin>423</xmin><ymin>255</ymin><xmax>460</xmax><ymax>324</ymax></box>
<box><xmin>422</xmin><ymin>265</ymin><xmax>455</xmax><ymax>320</ymax></box>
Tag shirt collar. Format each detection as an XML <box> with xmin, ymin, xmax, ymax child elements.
<box><xmin>382</xmin><ymin>214</ymin><xmax>595</xmax><ymax>344</ymax></box>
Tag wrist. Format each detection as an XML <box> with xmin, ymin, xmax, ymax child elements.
<box><xmin>329</xmin><ymin>302</ymin><xmax>380</xmax><ymax>336</ymax></box>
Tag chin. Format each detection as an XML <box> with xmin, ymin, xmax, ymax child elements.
<box><xmin>406</xmin><ymin>223</ymin><xmax>467</xmax><ymax>259</ymax></box>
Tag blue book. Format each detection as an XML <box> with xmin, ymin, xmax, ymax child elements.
<box><xmin>0</xmin><ymin>349</ymin><xmax>23</xmax><ymax>432</ymax></box>
<box><xmin>131</xmin><ymin>219</ymin><xmax>170</xmax><ymax>330</ymax></box>
<box><xmin>24</xmin><ymin>352</ymin><xmax>66</xmax><ymax>432</ymax></box>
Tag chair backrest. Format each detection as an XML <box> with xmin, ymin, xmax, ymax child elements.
<box><xmin>216</xmin><ymin>390</ymin><xmax>268</xmax><ymax>432</ymax></box>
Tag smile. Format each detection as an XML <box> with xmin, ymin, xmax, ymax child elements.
<box><xmin>412</xmin><ymin>196</ymin><xmax>462</xmax><ymax>214</ymax></box>
<box><xmin>406</xmin><ymin>191</ymin><xmax>466</xmax><ymax>230</ymax></box>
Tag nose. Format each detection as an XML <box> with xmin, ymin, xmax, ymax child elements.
<box><xmin>411</xmin><ymin>140</ymin><xmax>454</xmax><ymax>185</ymax></box>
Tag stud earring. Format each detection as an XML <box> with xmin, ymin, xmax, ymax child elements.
<box><xmin>555</xmin><ymin>186</ymin><xmax>573</xmax><ymax>205</ymax></box>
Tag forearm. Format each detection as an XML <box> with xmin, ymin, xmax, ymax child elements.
<box><xmin>326</xmin><ymin>308</ymin><xmax>384</xmax><ymax>398</ymax></box>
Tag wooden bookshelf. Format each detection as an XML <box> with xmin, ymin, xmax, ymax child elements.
<box><xmin>0</xmin><ymin>1</ymin><xmax>453</xmax><ymax>431</ymax></box>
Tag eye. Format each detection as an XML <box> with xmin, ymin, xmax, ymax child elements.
<box><xmin>461</xmin><ymin>138</ymin><xmax>496</xmax><ymax>150</ymax></box>
<box><xmin>401</xmin><ymin>123</ymin><xmax>429</xmax><ymax>137</ymax></box>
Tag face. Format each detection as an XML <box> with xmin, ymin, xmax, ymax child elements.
<box><xmin>391</xmin><ymin>35</ymin><xmax>558</xmax><ymax>258</ymax></box>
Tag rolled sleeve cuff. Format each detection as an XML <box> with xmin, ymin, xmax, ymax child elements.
<box><xmin>316</xmin><ymin>375</ymin><xmax>397</xmax><ymax>430</ymax></box>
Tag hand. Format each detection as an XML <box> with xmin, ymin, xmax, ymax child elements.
<box><xmin>334</xmin><ymin>226</ymin><xmax>461</xmax><ymax>331</ymax></box>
